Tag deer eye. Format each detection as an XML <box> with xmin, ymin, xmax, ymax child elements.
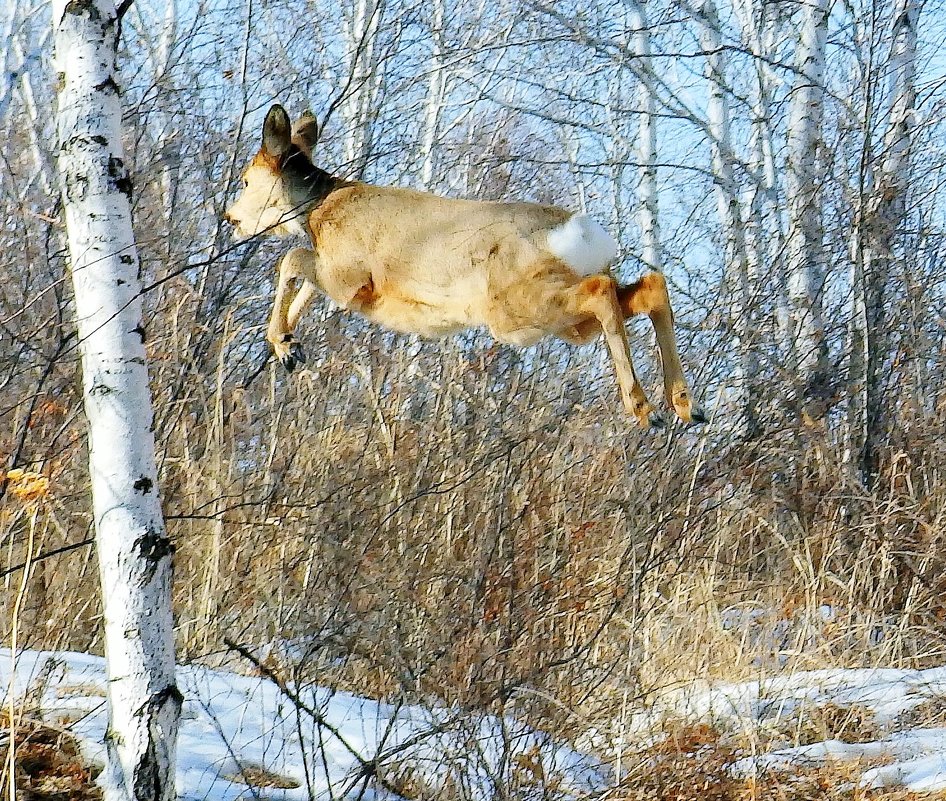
<box><xmin>242</xmin><ymin>178</ymin><xmax>249</xmax><ymax>188</ymax></box>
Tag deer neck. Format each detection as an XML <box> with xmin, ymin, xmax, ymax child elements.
<box><xmin>281</xmin><ymin>147</ymin><xmax>344</xmax><ymax>216</ymax></box>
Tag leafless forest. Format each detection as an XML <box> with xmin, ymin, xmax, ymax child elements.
<box><xmin>3</xmin><ymin>0</ymin><xmax>946</xmax><ymax>796</ymax></box>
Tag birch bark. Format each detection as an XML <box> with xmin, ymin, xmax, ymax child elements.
<box><xmin>736</xmin><ymin>0</ymin><xmax>788</xmax><ymax>349</ymax></box>
<box><xmin>848</xmin><ymin>0</ymin><xmax>917</xmax><ymax>482</ymax></box>
<box><xmin>785</xmin><ymin>0</ymin><xmax>831</xmax><ymax>418</ymax></box>
<box><xmin>626</xmin><ymin>0</ymin><xmax>661</xmax><ymax>272</ymax></box>
<box><xmin>52</xmin><ymin>2</ymin><xmax>180</xmax><ymax>799</ymax></box>
<box><xmin>340</xmin><ymin>0</ymin><xmax>385</xmax><ymax>176</ymax></box>
<box><xmin>12</xmin><ymin>31</ymin><xmax>55</xmax><ymax>195</ymax></box>
<box><xmin>696</xmin><ymin>0</ymin><xmax>758</xmax><ymax>438</ymax></box>
<box><xmin>418</xmin><ymin>0</ymin><xmax>446</xmax><ymax>189</ymax></box>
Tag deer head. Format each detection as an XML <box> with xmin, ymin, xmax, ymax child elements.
<box><xmin>224</xmin><ymin>104</ymin><xmax>327</xmax><ymax>239</ymax></box>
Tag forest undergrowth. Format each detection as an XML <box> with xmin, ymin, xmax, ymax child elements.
<box><xmin>4</xmin><ymin>340</ymin><xmax>946</xmax><ymax>798</ymax></box>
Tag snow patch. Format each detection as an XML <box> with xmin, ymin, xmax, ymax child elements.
<box><xmin>638</xmin><ymin>662</ymin><xmax>946</xmax><ymax>793</ymax></box>
<box><xmin>12</xmin><ymin>647</ymin><xmax>946</xmax><ymax>796</ymax></box>
<box><xmin>0</xmin><ymin>649</ymin><xmax>606</xmax><ymax>801</ymax></box>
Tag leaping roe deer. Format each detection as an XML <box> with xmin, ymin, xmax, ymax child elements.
<box><xmin>225</xmin><ymin>104</ymin><xmax>704</xmax><ymax>428</ymax></box>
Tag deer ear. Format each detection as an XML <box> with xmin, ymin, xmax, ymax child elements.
<box><xmin>262</xmin><ymin>104</ymin><xmax>291</xmax><ymax>158</ymax></box>
<box><xmin>291</xmin><ymin>111</ymin><xmax>319</xmax><ymax>159</ymax></box>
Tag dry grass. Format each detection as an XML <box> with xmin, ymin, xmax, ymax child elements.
<box><xmin>607</xmin><ymin>721</ymin><xmax>939</xmax><ymax>801</ymax></box>
<box><xmin>1</xmin><ymin>3</ymin><xmax>944</xmax><ymax>795</ymax></box>
<box><xmin>5</xmin><ymin>378</ymin><xmax>946</xmax><ymax>797</ymax></box>
<box><xmin>790</xmin><ymin>704</ymin><xmax>880</xmax><ymax>747</ymax></box>
<box><xmin>2</xmin><ymin>147</ymin><xmax>944</xmax><ymax>798</ymax></box>
<box><xmin>221</xmin><ymin>762</ymin><xmax>300</xmax><ymax>789</ymax></box>
<box><xmin>0</xmin><ymin>714</ymin><xmax>101</xmax><ymax>801</ymax></box>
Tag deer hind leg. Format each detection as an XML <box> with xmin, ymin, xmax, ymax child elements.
<box><xmin>269</xmin><ymin>247</ymin><xmax>319</xmax><ymax>371</ymax></box>
<box><xmin>557</xmin><ymin>317</ymin><xmax>600</xmax><ymax>345</ymax></box>
<box><xmin>487</xmin><ymin>264</ymin><xmax>656</xmax><ymax>426</ymax></box>
<box><xmin>569</xmin><ymin>274</ymin><xmax>660</xmax><ymax>427</ymax></box>
<box><xmin>617</xmin><ymin>272</ymin><xmax>705</xmax><ymax>424</ymax></box>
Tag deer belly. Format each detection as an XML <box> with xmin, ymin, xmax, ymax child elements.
<box><xmin>364</xmin><ymin>272</ymin><xmax>486</xmax><ymax>338</ymax></box>
<box><xmin>362</xmin><ymin>293</ymin><xmax>471</xmax><ymax>338</ymax></box>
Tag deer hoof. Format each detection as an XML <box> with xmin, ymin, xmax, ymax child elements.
<box><xmin>280</xmin><ymin>341</ymin><xmax>306</xmax><ymax>372</ymax></box>
<box><xmin>647</xmin><ymin>410</ymin><xmax>667</xmax><ymax>429</ymax></box>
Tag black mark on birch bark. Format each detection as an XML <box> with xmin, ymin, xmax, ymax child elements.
<box><xmin>64</xmin><ymin>174</ymin><xmax>88</xmax><ymax>203</ymax></box>
<box><xmin>132</xmin><ymin>685</ymin><xmax>183</xmax><ymax>801</ymax></box>
<box><xmin>108</xmin><ymin>157</ymin><xmax>133</xmax><ymax>197</ymax></box>
<box><xmin>134</xmin><ymin>526</ymin><xmax>174</xmax><ymax>566</ymax></box>
<box><xmin>93</xmin><ymin>77</ymin><xmax>119</xmax><ymax>95</ymax></box>
<box><xmin>63</xmin><ymin>1</ymin><xmax>103</xmax><ymax>23</ymax></box>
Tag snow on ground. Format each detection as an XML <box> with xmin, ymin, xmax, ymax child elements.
<box><xmin>0</xmin><ymin>648</ymin><xmax>605</xmax><ymax>800</ymax></box>
<box><xmin>646</xmin><ymin>665</ymin><xmax>946</xmax><ymax>792</ymax></box>
<box><xmin>7</xmin><ymin>647</ymin><xmax>946</xmax><ymax>796</ymax></box>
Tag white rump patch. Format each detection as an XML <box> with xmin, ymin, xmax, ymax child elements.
<box><xmin>546</xmin><ymin>214</ymin><xmax>619</xmax><ymax>276</ymax></box>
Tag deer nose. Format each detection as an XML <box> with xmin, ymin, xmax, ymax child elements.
<box><xmin>223</xmin><ymin>211</ymin><xmax>234</xmax><ymax>225</ymax></box>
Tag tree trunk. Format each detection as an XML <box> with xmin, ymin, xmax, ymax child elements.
<box><xmin>785</xmin><ymin>0</ymin><xmax>831</xmax><ymax>420</ymax></box>
<box><xmin>696</xmin><ymin>0</ymin><xmax>758</xmax><ymax>438</ymax></box>
<box><xmin>626</xmin><ymin>0</ymin><xmax>661</xmax><ymax>273</ymax></box>
<box><xmin>418</xmin><ymin>0</ymin><xmax>446</xmax><ymax>189</ymax></box>
<box><xmin>340</xmin><ymin>0</ymin><xmax>385</xmax><ymax>177</ymax></box>
<box><xmin>52</xmin><ymin>2</ymin><xmax>180</xmax><ymax>800</ymax></box>
<box><xmin>848</xmin><ymin>0</ymin><xmax>917</xmax><ymax>484</ymax></box>
<box><xmin>736</xmin><ymin>0</ymin><xmax>788</xmax><ymax>355</ymax></box>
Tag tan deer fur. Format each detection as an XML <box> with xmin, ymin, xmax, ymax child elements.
<box><xmin>225</xmin><ymin>104</ymin><xmax>703</xmax><ymax>427</ymax></box>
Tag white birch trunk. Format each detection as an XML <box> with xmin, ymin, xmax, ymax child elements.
<box><xmin>736</xmin><ymin>0</ymin><xmax>787</xmax><ymax>347</ymax></box>
<box><xmin>12</xmin><ymin>30</ymin><xmax>55</xmax><ymax>195</ymax></box>
<box><xmin>154</xmin><ymin>1</ymin><xmax>180</xmax><ymax>226</ymax></box>
<box><xmin>696</xmin><ymin>0</ymin><xmax>757</xmax><ymax>437</ymax></box>
<box><xmin>785</xmin><ymin>0</ymin><xmax>830</xmax><ymax>417</ymax></box>
<box><xmin>880</xmin><ymin>0</ymin><xmax>917</xmax><ymax>186</ymax></box>
<box><xmin>418</xmin><ymin>0</ymin><xmax>446</xmax><ymax>189</ymax></box>
<box><xmin>626</xmin><ymin>0</ymin><xmax>661</xmax><ymax>272</ymax></box>
<box><xmin>604</xmin><ymin>62</ymin><xmax>631</xmax><ymax>246</ymax></box>
<box><xmin>847</xmin><ymin>0</ymin><xmax>917</xmax><ymax>481</ymax></box>
<box><xmin>341</xmin><ymin>0</ymin><xmax>383</xmax><ymax>176</ymax></box>
<box><xmin>52</xmin><ymin>3</ymin><xmax>180</xmax><ymax>800</ymax></box>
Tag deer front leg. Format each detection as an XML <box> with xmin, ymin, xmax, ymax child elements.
<box><xmin>268</xmin><ymin>247</ymin><xmax>319</xmax><ymax>371</ymax></box>
<box><xmin>318</xmin><ymin>260</ymin><xmax>375</xmax><ymax>313</ymax></box>
<box><xmin>286</xmin><ymin>280</ymin><xmax>320</xmax><ymax>331</ymax></box>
